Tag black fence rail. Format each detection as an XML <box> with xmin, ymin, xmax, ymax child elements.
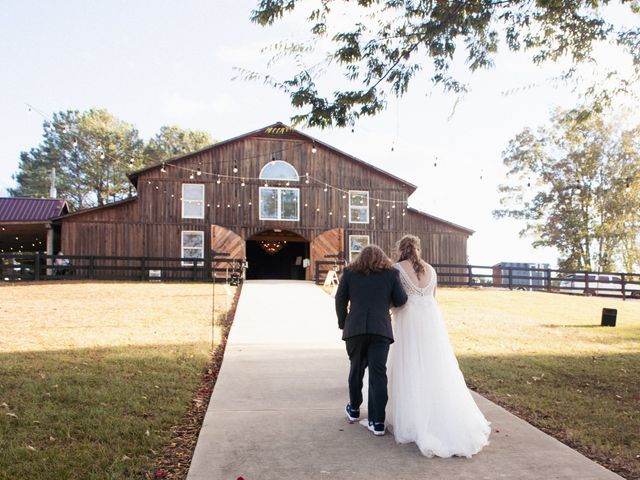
<box><xmin>315</xmin><ymin>260</ymin><xmax>640</xmax><ymax>300</ymax></box>
<box><xmin>1</xmin><ymin>253</ymin><xmax>244</xmax><ymax>283</ymax></box>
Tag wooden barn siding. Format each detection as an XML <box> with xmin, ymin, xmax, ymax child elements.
<box><xmin>58</xmin><ymin>135</ymin><xmax>470</xmax><ymax>277</ymax></box>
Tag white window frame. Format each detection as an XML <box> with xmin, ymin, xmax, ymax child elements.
<box><xmin>181</xmin><ymin>230</ymin><xmax>204</xmax><ymax>266</ymax></box>
<box><xmin>259</xmin><ymin>187</ymin><xmax>300</xmax><ymax>221</ymax></box>
<box><xmin>349</xmin><ymin>190</ymin><xmax>370</xmax><ymax>224</ymax></box>
<box><xmin>349</xmin><ymin>235</ymin><xmax>370</xmax><ymax>261</ymax></box>
<box><xmin>259</xmin><ymin>160</ymin><xmax>300</xmax><ymax>181</ymax></box>
<box><xmin>181</xmin><ymin>183</ymin><xmax>205</xmax><ymax>219</ymax></box>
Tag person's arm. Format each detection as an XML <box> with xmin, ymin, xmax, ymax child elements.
<box><xmin>334</xmin><ymin>269</ymin><xmax>350</xmax><ymax>330</ymax></box>
<box><xmin>391</xmin><ymin>269</ymin><xmax>408</xmax><ymax>307</ymax></box>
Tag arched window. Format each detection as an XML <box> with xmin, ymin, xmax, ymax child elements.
<box><xmin>259</xmin><ymin>161</ymin><xmax>299</xmax><ymax>181</ymax></box>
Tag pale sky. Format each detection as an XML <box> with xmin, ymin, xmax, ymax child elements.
<box><xmin>1</xmin><ymin>1</ymin><xmax>638</xmax><ymax>267</ymax></box>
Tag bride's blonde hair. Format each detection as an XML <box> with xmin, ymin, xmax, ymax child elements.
<box><xmin>396</xmin><ymin>235</ymin><xmax>425</xmax><ymax>279</ymax></box>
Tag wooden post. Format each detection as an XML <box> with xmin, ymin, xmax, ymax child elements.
<box><xmin>546</xmin><ymin>269</ymin><xmax>551</xmax><ymax>292</ymax></box>
<box><xmin>467</xmin><ymin>266</ymin><xmax>473</xmax><ymax>286</ymax></box>
<box><xmin>508</xmin><ymin>268</ymin><xmax>513</xmax><ymax>290</ymax></box>
<box><xmin>621</xmin><ymin>273</ymin><xmax>626</xmax><ymax>301</ymax></box>
<box><xmin>140</xmin><ymin>257</ymin><xmax>146</xmax><ymax>280</ymax></box>
<box><xmin>34</xmin><ymin>252</ymin><xmax>41</xmax><ymax>281</ymax></box>
<box><xmin>89</xmin><ymin>256</ymin><xmax>95</xmax><ymax>279</ymax></box>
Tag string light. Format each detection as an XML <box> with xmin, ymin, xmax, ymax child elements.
<box><xmin>189</xmin><ymin>173</ymin><xmax>195</xmax><ymax>180</ymax></box>
<box><xmin>197</xmin><ymin>167</ymin><xmax>202</xmax><ymax>176</ymax></box>
<box><xmin>216</xmin><ymin>176</ymin><xmax>221</xmax><ymax>184</ymax></box>
<box><xmin>312</xmin><ymin>143</ymin><xmax>317</xmax><ymax>154</ymax></box>
<box><xmin>161</xmin><ymin>163</ymin><xmax>166</xmax><ymax>173</ymax></box>
<box><xmin>241</xmin><ymin>179</ymin><xmax>246</xmax><ymax>187</ymax></box>
<box><xmin>233</xmin><ymin>165</ymin><xmax>238</xmax><ymax>173</ymax></box>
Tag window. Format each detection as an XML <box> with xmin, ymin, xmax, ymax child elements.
<box><xmin>181</xmin><ymin>231</ymin><xmax>204</xmax><ymax>266</ymax></box>
<box><xmin>349</xmin><ymin>191</ymin><xmax>369</xmax><ymax>223</ymax></box>
<box><xmin>259</xmin><ymin>187</ymin><xmax>300</xmax><ymax>221</ymax></box>
<box><xmin>349</xmin><ymin>235</ymin><xmax>370</xmax><ymax>261</ymax></box>
<box><xmin>182</xmin><ymin>184</ymin><xmax>204</xmax><ymax>219</ymax></box>
<box><xmin>259</xmin><ymin>161</ymin><xmax>299</xmax><ymax>181</ymax></box>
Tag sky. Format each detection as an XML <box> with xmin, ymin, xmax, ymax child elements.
<box><xmin>1</xmin><ymin>0</ymin><xmax>638</xmax><ymax>267</ymax></box>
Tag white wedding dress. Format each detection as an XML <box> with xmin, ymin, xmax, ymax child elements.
<box><xmin>387</xmin><ymin>262</ymin><xmax>491</xmax><ymax>458</ymax></box>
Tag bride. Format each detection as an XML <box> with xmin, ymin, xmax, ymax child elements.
<box><xmin>387</xmin><ymin>235</ymin><xmax>491</xmax><ymax>458</ymax></box>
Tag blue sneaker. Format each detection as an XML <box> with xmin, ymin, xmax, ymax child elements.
<box><xmin>367</xmin><ymin>421</ymin><xmax>385</xmax><ymax>436</ymax></box>
<box><xmin>345</xmin><ymin>404</ymin><xmax>360</xmax><ymax>422</ymax></box>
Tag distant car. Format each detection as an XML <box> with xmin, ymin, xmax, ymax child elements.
<box><xmin>559</xmin><ymin>273</ymin><xmax>640</xmax><ymax>298</ymax></box>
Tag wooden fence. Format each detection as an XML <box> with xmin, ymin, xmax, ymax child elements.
<box><xmin>1</xmin><ymin>252</ymin><xmax>244</xmax><ymax>283</ymax></box>
<box><xmin>314</xmin><ymin>260</ymin><xmax>640</xmax><ymax>300</ymax></box>
<box><xmin>3</xmin><ymin>253</ymin><xmax>639</xmax><ymax>299</ymax></box>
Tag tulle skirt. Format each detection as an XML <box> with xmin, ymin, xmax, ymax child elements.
<box><xmin>387</xmin><ymin>296</ymin><xmax>491</xmax><ymax>458</ymax></box>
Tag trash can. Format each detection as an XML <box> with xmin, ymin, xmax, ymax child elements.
<box><xmin>601</xmin><ymin>308</ymin><xmax>617</xmax><ymax>327</ymax></box>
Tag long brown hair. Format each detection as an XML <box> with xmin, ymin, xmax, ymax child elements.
<box><xmin>348</xmin><ymin>245</ymin><xmax>392</xmax><ymax>274</ymax></box>
<box><xmin>396</xmin><ymin>235</ymin><xmax>426</xmax><ymax>279</ymax></box>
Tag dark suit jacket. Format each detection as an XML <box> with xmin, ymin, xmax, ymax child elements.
<box><xmin>335</xmin><ymin>267</ymin><xmax>408</xmax><ymax>342</ymax></box>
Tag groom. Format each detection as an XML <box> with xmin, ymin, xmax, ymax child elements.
<box><xmin>335</xmin><ymin>245</ymin><xmax>408</xmax><ymax>436</ymax></box>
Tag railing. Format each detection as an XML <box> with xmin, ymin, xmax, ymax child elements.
<box><xmin>1</xmin><ymin>253</ymin><xmax>245</xmax><ymax>283</ymax></box>
<box><xmin>314</xmin><ymin>260</ymin><xmax>640</xmax><ymax>300</ymax></box>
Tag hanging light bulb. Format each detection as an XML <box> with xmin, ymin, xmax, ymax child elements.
<box><xmin>217</xmin><ymin>176</ymin><xmax>221</xmax><ymax>184</ymax></box>
<box><xmin>304</xmin><ymin>203</ymin><xmax>308</xmax><ymax>207</ymax></box>
<box><xmin>160</xmin><ymin>163</ymin><xmax>166</xmax><ymax>173</ymax></box>
<box><xmin>324</xmin><ymin>186</ymin><xmax>328</xmax><ymax>192</ymax></box>
<box><xmin>371</xmin><ymin>215</ymin><xmax>375</xmax><ymax>220</ymax></box>
<box><xmin>376</xmin><ymin>202</ymin><xmax>380</xmax><ymax>207</ymax></box>
<box><xmin>216</xmin><ymin>204</ymin><xmax>220</xmax><ymax>208</ymax></box>
<box><xmin>329</xmin><ymin>211</ymin><xmax>333</xmax><ymax>216</ymax></box>
<box><xmin>312</xmin><ymin>143</ymin><xmax>317</xmax><ymax>154</ymax></box>
<box><xmin>100</xmin><ymin>153</ymin><xmax>105</xmax><ymax>160</ymax></box>
<box><xmin>264</xmin><ymin>182</ymin><xmax>269</xmax><ymax>187</ymax></box>
<box><xmin>237</xmin><ymin>203</ymin><xmax>241</xmax><ymax>207</ymax></box>
<box><xmin>248</xmin><ymin>201</ymin><xmax>252</xmax><ymax>206</ymax></box>
<box><xmin>286</xmin><ymin>181</ymin><xmax>290</xmax><ymax>186</ymax></box>
<box><xmin>241</xmin><ymin>179</ymin><xmax>246</xmax><ymax>187</ymax></box>
<box><xmin>196</xmin><ymin>167</ymin><xmax>202</xmax><ymax>176</ymax></box>
<box><xmin>316</xmin><ymin>207</ymin><xmax>320</xmax><ymax>212</ymax></box>
<box><xmin>207</xmin><ymin>203</ymin><xmax>210</xmax><ymax>207</ymax></box>
<box><xmin>189</xmin><ymin>173</ymin><xmax>195</xmax><ymax>180</ymax></box>
<box><xmin>392</xmin><ymin>204</ymin><xmax>396</xmax><ymax>209</ymax></box>
<box><xmin>233</xmin><ymin>165</ymin><xmax>238</xmax><ymax>173</ymax></box>
<box><xmin>155</xmin><ymin>185</ymin><xmax>159</xmax><ymax>190</ymax></box>
<box><xmin>342</xmin><ymin>193</ymin><xmax>346</xmax><ymax>199</ymax></box>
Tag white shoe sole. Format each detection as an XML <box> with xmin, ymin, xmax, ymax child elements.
<box><xmin>367</xmin><ymin>424</ymin><xmax>385</xmax><ymax>436</ymax></box>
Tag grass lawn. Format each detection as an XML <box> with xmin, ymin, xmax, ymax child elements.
<box><xmin>436</xmin><ymin>288</ymin><xmax>640</xmax><ymax>479</ymax></box>
<box><xmin>0</xmin><ymin>282</ymin><xmax>237</xmax><ymax>480</ymax></box>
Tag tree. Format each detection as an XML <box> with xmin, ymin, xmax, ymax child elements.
<box><xmin>494</xmin><ymin>107</ymin><xmax>640</xmax><ymax>271</ymax></box>
<box><xmin>143</xmin><ymin>125</ymin><xmax>214</xmax><ymax>164</ymax></box>
<box><xmin>249</xmin><ymin>0</ymin><xmax>640</xmax><ymax>128</ymax></box>
<box><xmin>10</xmin><ymin>109</ymin><xmax>144</xmax><ymax>209</ymax></box>
<box><xmin>10</xmin><ymin>112</ymin><xmax>216</xmax><ymax>210</ymax></box>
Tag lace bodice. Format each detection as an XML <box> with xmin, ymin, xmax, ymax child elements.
<box><xmin>394</xmin><ymin>263</ymin><xmax>436</xmax><ymax>297</ymax></box>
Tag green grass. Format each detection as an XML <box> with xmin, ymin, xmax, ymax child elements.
<box><xmin>0</xmin><ymin>282</ymin><xmax>236</xmax><ymax>480</ymax></box>
<box><xmin>437</xmin><ymin>288</ymin><xmax>639</xmax><ymax>478</ymax></box>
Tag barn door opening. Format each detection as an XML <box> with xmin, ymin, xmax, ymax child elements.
<box><xmin>245</xmin><ymin>230</ymin><xmax>309</xmax><ymax>280</ymax></box>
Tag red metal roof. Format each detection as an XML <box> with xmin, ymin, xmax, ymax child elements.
<box><xmin>0</xmin><ymin>197</ymin><xmax>68</xmax><ymax>222</ymax></box>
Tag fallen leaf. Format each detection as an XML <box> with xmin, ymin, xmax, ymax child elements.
<box><xmin>26</xmin><ymin>445</ymin><xmax>36</xmax><ymax>451</ymax></box>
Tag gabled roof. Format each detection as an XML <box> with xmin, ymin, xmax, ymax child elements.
<box><xmin>407</xmin><ymin>207</ymin><xmax>474</xmax><ymax>235</ymax></box>
<box><xmin>128</xmin><ymin>122</ymin><xmax>418</xmax><ymax>192</ymax></box>
<box><xmin>0</xmin><ymin>197</ymin><xmax>68</xmax><ymax>223</ymax></box>
<box><xmin>53</xmin><ymin>196</ymin><xmax>136</xmax><ymax>220</ymax></box>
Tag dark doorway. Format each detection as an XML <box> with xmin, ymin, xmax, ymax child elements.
<box><xmin>246</xmin><ymin>230</ymin><xmax>309</xmax><ymax>280</ymax></box>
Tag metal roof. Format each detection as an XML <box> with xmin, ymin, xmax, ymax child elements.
<box><xmin>0</xmin><ymin>197</ymin><xmax>68</xmax><ymax>223</ymax></box>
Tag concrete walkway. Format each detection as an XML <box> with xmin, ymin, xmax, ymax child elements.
<box><xmin>187</xmin><ymin>281</ymin><xmax>622</xmax><ymax>480</ymax></box>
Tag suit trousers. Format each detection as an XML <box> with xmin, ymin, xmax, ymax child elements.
<box><xmin>345</xmin><ymin>334</ymin><xmax>392</xmax><ymax>424</ymax></box>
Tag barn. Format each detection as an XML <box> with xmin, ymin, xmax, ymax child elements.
<box><xmin>57</xmin><ymin>123</ymin><xmax>473</xmax><ymax>281</ymax></box>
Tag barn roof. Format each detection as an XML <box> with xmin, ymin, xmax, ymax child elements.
<box><xmin>127</xmin><ymin>122</ymin><xmax>418</xmax><ymax>192</ymax></box>
<box><xmin>407</xmin><ymin>207</ymin><xmax>474</xmax><ymax>235</ymax></box>
<box><xmin>0</xmin><ymin>197</ymin><xmax>68</xmax><ymax>223</ymax></box>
